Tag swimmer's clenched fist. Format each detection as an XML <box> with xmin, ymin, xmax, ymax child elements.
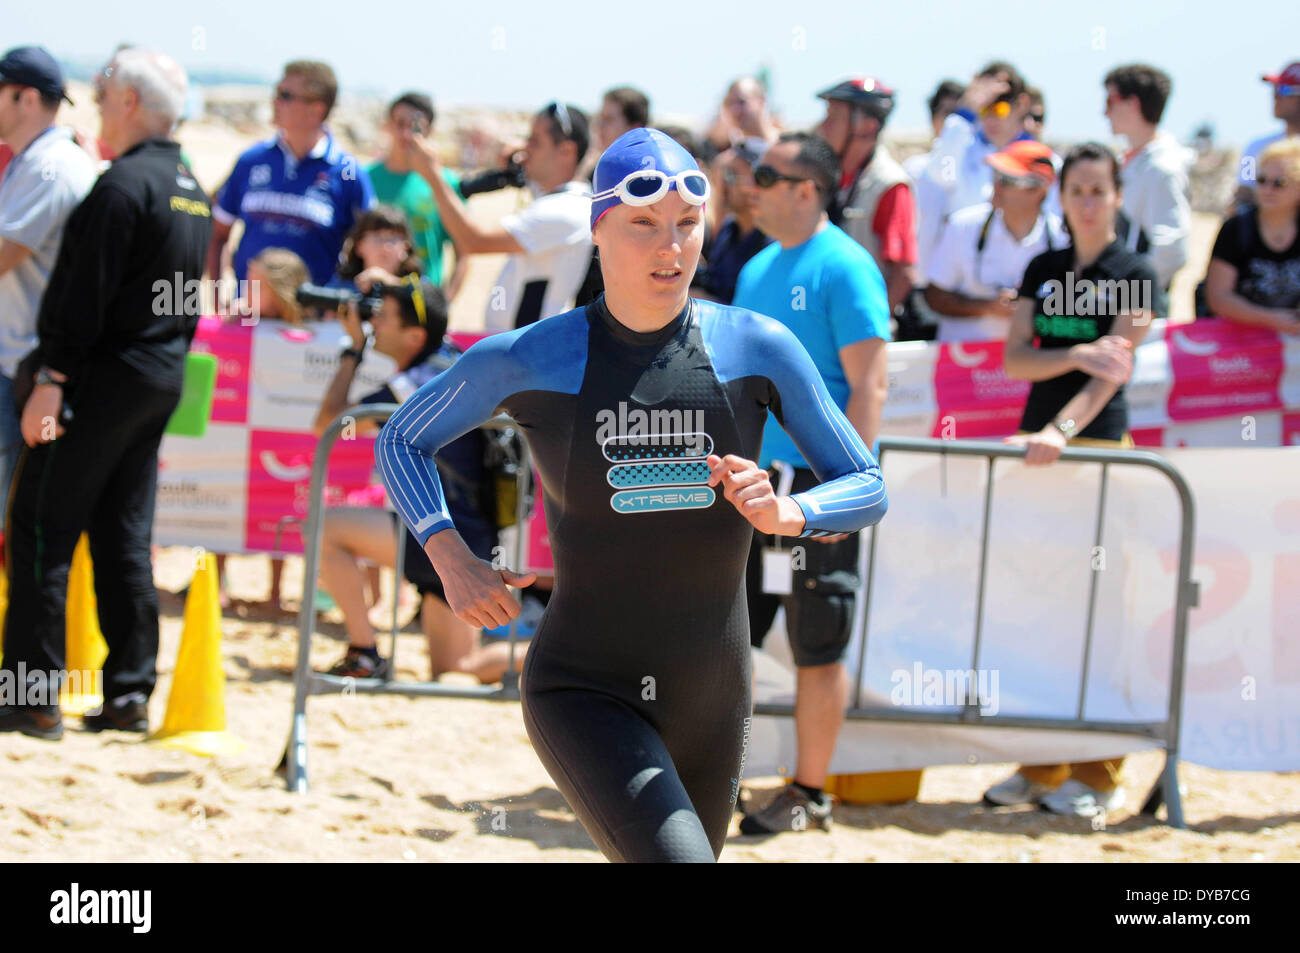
<box><xmin>707</xmin><ymin>453</ymin><xmax>806</xmax><ymax>537</ymax></box>
<box><xmin>423</xmin><ymin>530</ymin><xmax>536</xmax><ymax>629</ymax></box>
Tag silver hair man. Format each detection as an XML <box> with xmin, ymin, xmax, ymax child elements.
<box><xmin>103</xmin><ymin>48</ymin><xmax>188</xmax><ymax>138</ymax></box>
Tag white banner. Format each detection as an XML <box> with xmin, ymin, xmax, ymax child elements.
<box><xmin>750</xmin><ymin>447</ymin><xmax>1300</xmax><ymax>774</ymax></box>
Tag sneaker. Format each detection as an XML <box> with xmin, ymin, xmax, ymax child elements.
<box><xmin>1040</xmin><ymin>779</ymin><xmax>1126</xmax><ymax>818</ymax></box>
<box><xmin>983</xmin><ymin>771</ymin><xmax>1059</xmax><ymax>807</ymax></box>
<box><xmin>326</xmin><ymin>647</ymin><xmax>388</xmax><ymax>679</ymax></box>
<box><xmin>739</xmin><ymin>784</ymin><xmax>833</xmax><ymax>834</ymax></box>
<box><xmin>0</xmin><ymin>704</ymin><xmax>64</xmax><ymax>740</ymax></box>
<box><xmin>83</xmin><ymin>696</ymin><xmax>150</xmax><ymax>733</ymax></box>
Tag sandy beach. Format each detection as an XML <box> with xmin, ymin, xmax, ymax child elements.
<box><xmin>0</xmin><ymin>549</ymin><xmax>1294</xmax><ymax>863</ymax></box>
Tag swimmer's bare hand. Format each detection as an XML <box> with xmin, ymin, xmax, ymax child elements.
<box><xmin>423</xmin><ymin>529</ymin><xmax>536</xmax><ymax>629</ymax></box>
<box><xmin>706</xmin><ymin>453</ymin><xmax>806</xmax><ymax>536</ymax></box>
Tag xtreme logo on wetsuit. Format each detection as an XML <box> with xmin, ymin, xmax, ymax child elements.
<box><xmin>596</xmin><ymin>402</ymin><xmax>715</xmax><ymax>512</ymax></box>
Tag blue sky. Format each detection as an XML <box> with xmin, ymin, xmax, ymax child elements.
<box><xmin>10</xmin><ymin>0</ymin><xmax>1296</xmax><ymax>147</ymax></box>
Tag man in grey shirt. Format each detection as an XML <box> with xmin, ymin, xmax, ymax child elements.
<box><xmin>0</xmin><ymin>46</ymin><xmax>97</xmax><ymax>501</ymax></box>
<box><xmin>1103</xmin><ymin>63</ymin><xmax>1192</xmax><ymax>291</ymax></box>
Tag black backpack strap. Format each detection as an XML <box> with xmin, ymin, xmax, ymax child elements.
<box><xmin>975</xmin><ymin>207</ymin><xmax>996</xmax><ymax>254</ymax></box>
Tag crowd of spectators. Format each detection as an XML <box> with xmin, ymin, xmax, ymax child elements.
<box><xmin>1</xmin><ymin>40</ymin><xmax>1297</xmax><ymax>830</ymax></box>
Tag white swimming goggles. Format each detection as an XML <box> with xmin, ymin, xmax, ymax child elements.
<box><xmin>591</xmin><ymin>169</ymin><xmax>711</xmax><ymax>207</ymax></box>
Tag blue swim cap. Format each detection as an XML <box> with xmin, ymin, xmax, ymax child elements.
<box><xmin>590</xmin><ymin>127</ymin><xmax>702</xmax><ymax>229</ymax></box>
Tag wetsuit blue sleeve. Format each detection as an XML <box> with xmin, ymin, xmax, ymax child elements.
<box><xmin>746</xmin><ymin>315</ymin><xmax>889</xmax><ymax>538</ymax></box>
<box><xmin>375</xmin><ymin>312</ymin><xmax>587</xmax><ymax>547</ymax></box>
<box><xmin>375</xmin><ymin>345</ymin><xmax>504</xmax><ymax>546</ymax></box>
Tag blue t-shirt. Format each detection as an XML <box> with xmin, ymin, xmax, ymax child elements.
<box><xmin>215</xmin><ymin>132</ymin><xmax>375</xmax><ymax>285</ymax></box>
<box><xmin>732</xmin><ymin>223</ymin><xmax>889</xmax><ymax>468</ymax></box>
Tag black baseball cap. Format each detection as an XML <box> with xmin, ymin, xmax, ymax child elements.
<box><xmin>0</xmin><ymin>45</ymin><xmax>74</xmax><ymax>105</ymax></box>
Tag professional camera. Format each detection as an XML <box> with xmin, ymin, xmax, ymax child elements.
<box><xmin>294</xmin><ymin>283</ymin><xmax>384</xmax><ymax>320</ymax></box>
<box><xmin>458</xmin><ymin>158</ymin><xmax>527</xmax><ymax>198</ymax></box>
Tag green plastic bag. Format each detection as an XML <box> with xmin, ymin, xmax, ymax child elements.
<box><xmin>164</xmin><ymin>352</ymin><xmax>217</xmax><ymax>438</ymax></box>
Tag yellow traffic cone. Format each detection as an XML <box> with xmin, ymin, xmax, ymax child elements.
<box><xmin>151</xmin><ymin>551</ymin><xmax>245</xmax><ymax>756</ymax></box>
<box><xmin>61</xmin><ymin>536</ymin><xmax>108</xmax><ymax>716</ymax></box>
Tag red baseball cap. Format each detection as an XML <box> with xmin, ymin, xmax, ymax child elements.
<box><xmin>985</xmin><ymin>140</ymin><xmax>1056</xmax><ymax>185</ymax></box>
<box><xmin>1261</xmin><ymin>62</ymin><xmax>1300</xmax><ymax>87</ymax></box>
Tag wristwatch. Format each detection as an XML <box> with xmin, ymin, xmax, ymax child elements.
<box><xmin>35</xmin><ymin>367</ymin><xmax>65</xmax><ymax>388</ymax></box>
<box><xmin>340</xmin><ymin>345</ymin><xmax>365</xmax><ymax>364</ymax></box>
<box><xmin>1052</xmin><ymin>417</ymin><xmax>1078</xmax><ymax>440</ymax></box>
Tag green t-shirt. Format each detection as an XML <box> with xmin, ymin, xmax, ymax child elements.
<box><xmin>365</xmin><ymin>161</ymin><xmax>461</xmax><ymax>283</ymax></box>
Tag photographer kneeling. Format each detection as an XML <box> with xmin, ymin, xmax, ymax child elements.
<box><xmin>312</xmin><ymin>277</ymin><xmax>506</xmax><ymax>681</ymax></box>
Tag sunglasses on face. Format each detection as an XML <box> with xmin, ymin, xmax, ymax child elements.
<box><xmin>364</xmin><ymin>232</ymin><xmax>409</xmax><ymax>246</ymax></box>
<box><xmin>1274</xmin><ymin>84</ymin><xmax>1300</xmax><ymax>97</ymax></box>
<box><xmin>1257</xmin><ymin>175</ymin><xmax>1290</xmax><ymax>189</ymax></box>
<box><xmin>275</xmin><ymin>88</ymin><xmax>317</xmax><ymax>104</ymax></box>
<box><xmin>1028</xmin><ymin>112</ymin><xmax>1045</xmax><ymax>123</ymax></box>
<box><xmin>980</xmin><ymin>100</ymin><xmax>1012</xmax><ymax>119</ymax></box>
<box><xmin>89</xmin><ymin>65</ymin><xmax>116</xmax><ymax>104</ymax></box>
<box><xmin>393</xmin><ymin>116</ymin><xmax>428</xmax><ymax>134</ymax></box>
<box><xmin>994</xmin><ymin>170</ymin><xmax>1044</xmax><ymax>190</ymax></box>
<box><xmin>752</xmin><ymin>164</ymin><xmax>812</xmax><ymax>189</ymax></box>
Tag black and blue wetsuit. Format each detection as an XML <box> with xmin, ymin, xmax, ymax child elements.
<box><xmin>376</xmin><ymin>295</ymin><xmax>888</xmax><ymax>862</ymax></box>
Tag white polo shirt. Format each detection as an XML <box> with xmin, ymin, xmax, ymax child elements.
<box><xmin>486</xmin><ymin>181</ymin><xmax>593</xmax><ymax>332</ymax></box>
<box><xmin>925</xmin><ymin>201</ymin><xmax>1067</xmax><ymax>343</ymax></box>
<box><xmin>0</xmin><ymin>126</ymin><xmax>98</xmax><ymax>376</ymax></box>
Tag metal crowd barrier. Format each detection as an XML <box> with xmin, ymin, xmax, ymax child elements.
<box><xmin>285</xmin><ymin>420</ymin><xmax>1196</xmax><ymax>827</ymax></box>
<box><xmin>283</xmin><ymin>405</ymin><xmax>532</xmax><ymax>793</ymax></box>
<box><xmin>751</xmin><ymin>436</ymin><xmax>1197</xmax><ymax>828</ymax></box>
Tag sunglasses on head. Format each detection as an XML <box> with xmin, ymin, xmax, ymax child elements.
<box><xmin>1257</xmin><ymin>175</ymin><xmax>1290</xmax><ymax>189</ymax></box>
<box><xmin>752</xmin><ymin>164</ymin><xmax>813</xmax><ymax>189</ymax></box>
<box><xmin>400</xmin><ymin>274</ymin><xmax>428</xmax><ymax>326</ymax></box>
<box><xmin>546</xmin><ymin>101</ymin><xmax>573</xmax><ymax>139</ymax></box>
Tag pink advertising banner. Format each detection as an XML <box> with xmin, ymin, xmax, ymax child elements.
<box><xmin>157</xmin><ymin>319</ymin><xmax>554</xmax><ymax>568</ymax></box>
<box><xmin>157</xmin><ymin>316</ymin><xmax>1300</xmax><ymax>561</ymax></box>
